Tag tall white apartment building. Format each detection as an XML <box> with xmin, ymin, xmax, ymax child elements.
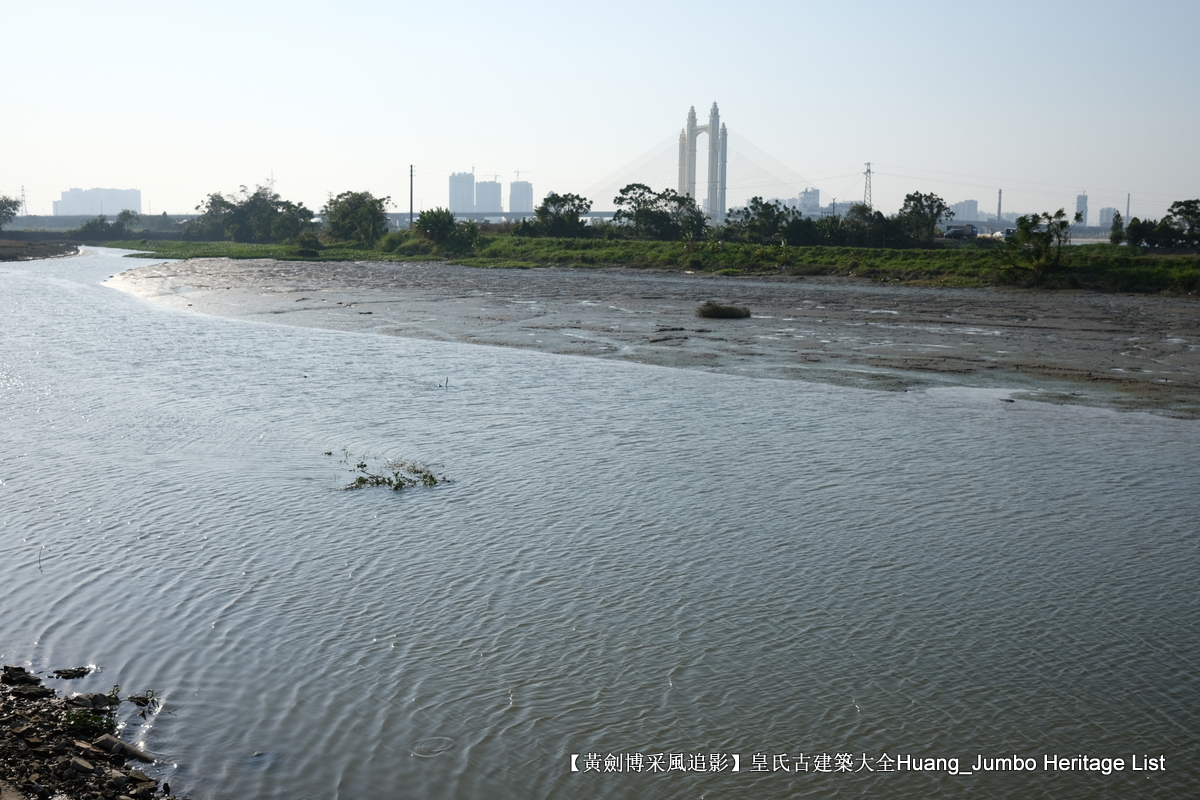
<box><xmin>53</xmin><ymin>188</ymin><xmax>141</xmax><ymax>216</ymax></box>
<box><xmin>509</xmin><ymin>181</ymin><xmax>534</xmax><ymax>214</ymax></box>
<box><xmin>448</xmin><ymin>173</ymin><xmax>475</xmax><ymax>213</ymax></box>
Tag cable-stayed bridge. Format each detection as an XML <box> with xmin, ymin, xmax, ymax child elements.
<box><xmin>438</xmin><ymin>104</ymin><xmax>867</xmax><ymax>222</ymax></box>
<box><xmin>580</xmin><ymin>103</ymin><xmax>865</xmax><ymax>220</ymax></box>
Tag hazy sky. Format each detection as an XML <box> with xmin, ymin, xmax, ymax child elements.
<box><xmin>4</xmin><ymin>0</ymin><xmax>1197</xmax><ymax>220</ymax></box>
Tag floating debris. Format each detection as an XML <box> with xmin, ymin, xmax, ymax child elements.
<box><xmin>328</xmin><ymin>450</ymin><xmax>451</xmax><ymax>492</ymax></box>
<box><xmin>52</xmin><ymin>667</ymin><xmax>92</xmax><ymax>680</ymax></box>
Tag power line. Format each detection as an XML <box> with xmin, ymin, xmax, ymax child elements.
<box><xmin>874</xmin><ymin>161</ymin><xmax>1185</xmax><ymax>202</ymax></box>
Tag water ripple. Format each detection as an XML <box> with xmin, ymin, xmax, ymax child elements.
<box><xmin>0</xmin><ymin>251</ymin><xmax>1196</xmax><ymax>799</ymax></box>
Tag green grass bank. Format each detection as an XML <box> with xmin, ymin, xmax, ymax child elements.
<box><xmin>0</xmin><ymin>240</ymin><xmax>78</xmax><ymax>261</ymax></box>
<box><xmin>102</xmin><ymin>238</ymin><xmax>1200</xmax><ymax>294</ymax></box>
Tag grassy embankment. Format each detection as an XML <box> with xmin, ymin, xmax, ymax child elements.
<box><xmin>0</xmin><ymin>240</ymin><xmax>78</xmax><ymax>261</ymax></box>
<box><xmin>102</xmin><ymin>238</ymin><xmax>1200</xmax><ymax>294</ymax></box>
<box><xmin>103</xmin><ymin>239</ymin><xmax>379</xmax><ymax>262</ymax></box>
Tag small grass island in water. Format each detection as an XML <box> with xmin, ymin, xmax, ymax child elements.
<box><xmin>696</xmin><ymin>300</ymin><xmax>751</xmax><ymax>319</ymax></box>
<box><xmin>328</xmin><ymin>450</ymin><xmax>451</xmax><ymax>491</ymax></box>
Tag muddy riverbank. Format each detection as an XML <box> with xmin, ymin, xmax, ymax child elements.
<box><xmin>107</xmin><ymin>258</ymin><xmax>1200</xmax><ymax>418</ymax></box>
<box><xmin>0</xmin><ymin>241</ymin><xmax>77</xmax><ymax>262</ymax></box>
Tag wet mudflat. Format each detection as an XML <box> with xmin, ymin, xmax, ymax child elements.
<box><xmin>110</xmin><ymin>258</ymin><xmax>1200</xmax><ymax>417</ymax></box>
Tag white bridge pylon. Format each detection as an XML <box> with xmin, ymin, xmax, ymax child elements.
<box><xmin>678</xmin><ymin>102</ymin><xmax>728</xmax><ymax>224</ymax></box>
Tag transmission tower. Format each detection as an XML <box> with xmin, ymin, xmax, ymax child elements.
<box><xmin>863</xmin><ymin>162</ymin><xmax>872</xmax><ymax>210</ymax></box>
<box><xmin>20</xmin><ymin>186</ymin><xmax>28</xmax><ymax>216</ymax></box>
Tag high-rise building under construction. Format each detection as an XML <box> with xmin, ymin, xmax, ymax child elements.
<box><xmin>509</xmin><ymin>181</ymin><xmax>533</xmax><ymax>214</ymax></box>
<box><xmin>449</xmin><ymin>173</ymin><xmax>475</xmax><ymax>213</ymax></box>
<box><xmin>475</xmin><ymin>180</ymin><xmax>502</xmax><ymax>214</ymax></box>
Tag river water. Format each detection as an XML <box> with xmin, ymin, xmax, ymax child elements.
<box><xmin>1</xmin><ymin>249</ymin><xmax>1196</xmax><ymax>799</ymax></box>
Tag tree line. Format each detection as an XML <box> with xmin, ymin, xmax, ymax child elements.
<box><xmin>182</xmin><ymin>186</ymin><xmax>390</xmax><ymax>247</ymax></box>
<box><xmin>495</xmin><ymin>186</ymin><xmax>959</xmax><ymax>249</ymax></box>
<box><xmin>27</xmin><ymin>181</ymin><xmax>1198</xmax><ymax>258</ymax></box>
<box><xmin>0</xmin><ymin>196</ymin><xmax>20</xmax><ymax>230</ymax></box>
<box><xmin>49</xmin><ymin>185</ymin><xmax>392</xmax><ymax>247</ymax></box>
<box><xmin>396</xmin><ymin>186</ymin><xmax>959</xmax><ymax>249</ymax></box>
<box><xmin>1108</xmin><ymin>201</ymin><xmax>1199</xmax><ymax>248</ymax></box>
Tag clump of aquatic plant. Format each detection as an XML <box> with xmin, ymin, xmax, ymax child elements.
<box><xmin>126</xmin><ymin>688</ymin><xmax>171</xmax><ymax>719</ymax></box>
<box><xmin>696</xmin><ymin>300</ymin><xmax>751</xmax><ymax>319</ymax></box>
<box><xmin>330</xmin><ymin>450</ymin><xmax>451</xmax><ymax>491</ymax></box>
<box><xmin>65</xmin><ymin>710</ymin><xmax>116</xmax><ymax>737</ymax></box>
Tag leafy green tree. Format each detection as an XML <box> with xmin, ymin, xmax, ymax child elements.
<box><xmin>67</xmin><ymin>216</ymin><xmax>115</xmax><ymax>240</ymax></box>
<box><xmin>897</xmin><ymin>191</ymin><xmax>953</xmax><ymax>245</ymax></box>
<box><xmin>727</xmin><ymin>197</ymin><xmax>795</xmax><ymax>243</ymax></box>
<box><xmin>445</xmin><ymin>219</ymin><xmax>480</xmax><ymax>253</ymax></box>
<box><xmin>417</xmin><ymin>208</ymin><xmax>457</xmax><ymax>244</ymax></box>
<box><xmin>841</xmin><ymin>202</ymin><xmax>909</xmax><ymax>247</ymax></box>
<box><xmin>534</xmin><ymin>192</ymin><xmax>592</xmax><ymax>237</ymax></box>
<box><xmin>612</xmin><ymin>184</ymin><xmax>660</xmax><ymax>237</ymax></box>
<box><xmin>612</xmin><ymin>184</ymin><xmax>708</xmax><ymax>240</ymax></box>
<box><xmin>183</xmin><ymin>185</ymin><xmax>314</xmax><ymax>243</ymax></box>
<box><xmin>415</xmin><ymin>207</ymin><xmax>478</xmax><ymax>252</ymax></box>
<box><xmin>1003</xmin><ymin>209</ymin><xmax>1079</xmax><ymax>272</ymax></box>
<box><xmin>115</xmin><ymin>209</ymin><xmax>140</xmax><ymax>232</ymax></box>
<box><xmin>815</xmin><ymin>213</ymin><xmax>845</xmax><ymax>246</ymax></box>
<box><xmin>1166</xmin><ymin>199</ymin><xmax>1200</xmax><ymax>247</ymax></box>
<box><xmin>0</xmin><ymin>196</ymin><xmax>19</xmax><ymax>230</ymax></box>
<box><xmin>1109</xmin><ymin>210</ymin><xmax>1125</xmax><ymax>245</ymax></box>
<box><xmin>779</xmin><ymin>214</ymin><xmax>823</xmax><ymax>246</ymax></box>
<box><xmin>668</xmin><ymin>192</ymin><xmax>710</xmax><ymax>241</ymax></box>
<box><xmin>184</xmin><ymin>193</ymin><xmax>236</xmax><ymax>240</ymax></box>
<box><xmin>1149</xmin><ymin>217</ymin><xmax>1182</xmax><ymax>248</ymax></box>
<box><xmin>66</xmin><ymin>212</ymin><xmax>140</xmax><ymax>240</ymax></box>
<box><xmin>323</xmin><ymin>191</ymin><xmax>390</xmax><ymax>246</ymax></box>
<box><xmin>1124</xmin><ymin>217</ymin><xmax>1150</xmax><ymax>248</ymax></box>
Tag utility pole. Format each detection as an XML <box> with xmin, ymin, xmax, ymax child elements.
<box><xmin>409</xmin><ymin>165</ymin><xmax>414</xmax><ymax>230</ymax></box>
<box><xmin>863</xmin><ymin>163</ymin><xmax>872</xmax><ymax>210</ymax></box>
<box><xmin>997</xmin><ymin>189</ymin><xmax>1002</xmax><ymax>223</ymax></box>
<box><xmin>1126</xmin><ymin>193</ymin><xmax>1130</xmax><ymax>221</ymax></box>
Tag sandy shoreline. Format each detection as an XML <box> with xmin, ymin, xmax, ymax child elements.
<box><xmin>106</xmin><ymin>258</ymin><xmax>1200</xmax><ymax>418</ymax></box>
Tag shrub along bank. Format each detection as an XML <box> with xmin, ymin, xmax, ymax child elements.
<box><xmin>104</xmin><ymin>236</ymin><xmax>1200</xmax><ymax>294</ymax></box>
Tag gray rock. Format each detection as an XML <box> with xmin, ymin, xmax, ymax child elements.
<box><xmin>93</xmin><ymin>734</ymin><xmax>153</xmax><ymax>763</ymax></box>
<box><xmin>68</xmin><ymin>693</ymin><xmax>112</xmax><ymax>708</ymax></box>
<box><xmin>69</xmin><ymin>756</ymin><xmax>95</xmax><ymax>773</ymax></box>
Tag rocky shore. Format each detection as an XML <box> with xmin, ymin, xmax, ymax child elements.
<box><xmin>1</xmin><ymin>666</ymin><xmax>180</xmax><ymax>800</ymax></box>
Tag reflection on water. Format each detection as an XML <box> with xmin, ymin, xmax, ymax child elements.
<box><xmin>1</xmin><ymin>249</ymin><xmax>1197</xmax><ymax>799</ymax></box>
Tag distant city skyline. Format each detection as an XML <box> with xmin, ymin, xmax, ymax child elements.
<box><xmin>3</xmin><ymin>1</ymin><xmax>1196</xmax><ymax>222</ymax></box>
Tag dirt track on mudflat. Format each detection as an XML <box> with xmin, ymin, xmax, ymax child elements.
<box><xmin>108</xmin><ymin>258</ymin><xmax>1200</xmax><ymax>418</ymax></box>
